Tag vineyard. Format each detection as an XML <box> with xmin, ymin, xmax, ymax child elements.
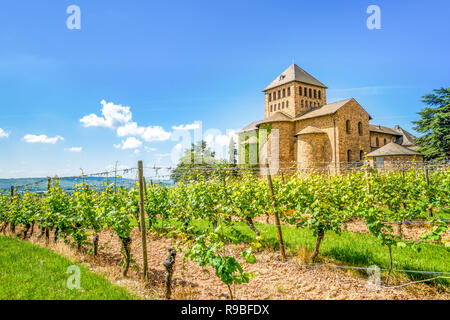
<box><xmin>1</xmin><ymin>163</ymin><xmax>449</xmax><ymax>299</ymax></box>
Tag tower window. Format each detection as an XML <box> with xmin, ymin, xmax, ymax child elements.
<box><xmin>346</xmin><ymin>120</ymin><xmax>351</xmax><ymax>134</ymax></box>
<box><xmin>347</xmin><ymin>150</ymin><xmax>352</xmax><ymax>162</ymax></box>
<box><xmin>299</xmin><ymin>87</ymin><xmax>302</xmax><ymax>96</ymax></box>
<box><xmin>287</xmin><ymin>87</ymin><xmax>291</xmax><ymax>96</ymax></box>
<box><xmin>358</xmin><ymin>122</ymin><xmax>362</xmax><ymax>136</ymax></box>
<box><xmin>314</xmin><ymin>89</ymin><xmax>317</xmax><ymax>99</ymax></box>
<box><xmin>318</xmin><ymin>90</ymin><xmax>322</xmax><ymax>99</ymax></box>
<box><xmin>309</xmin><ymin>88</ymin><xmax>312</xmax><ymax>98</ymax></box>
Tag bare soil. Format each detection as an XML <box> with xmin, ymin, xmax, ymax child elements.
<box><xmin>8</xmin><ymin>226</ymin><xmax>447</xmax><ymax>300</ymax></box>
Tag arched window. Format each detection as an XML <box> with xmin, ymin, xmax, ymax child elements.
<box><xmin>313</xmin><ymin>89</ymin><xmax>317</xmax><ymax>98</ymax></box>
<box><xmin>376</xmin><ymin>137</ymin><xmax>379</xmax><ymax>147</ymax></box>
<box><xmin>286</xmin><ymin>101</ymin><xmax>289</xmax><ymax>107</ymax></box>
<box><xmin>384</xmin><ymin>138</ymin><xmax>387</xmax><ymax>145</ymax></box>
<box><xmin>278</xmin><ymin>103</ymin><xmax>280</xmax><ymax>110</ymax></box>
<box><xmin>282</xmin><ymin>89</ymin><xmax>286</xmax><ymax>98</ymax></box>
<box><xmin>313</xmin><ymin>102</ymin><xmax>316</xmax><ymax>108</ymax></box>
<box><xmin>299</xmin><ymin>87</ymin><xmax>302</xmax><ymax>96</ymax></box>
<box><xmin>309</xmin><ymin>88</ymin><xmax>312</xmax><ymax>98</ymax></box>
<box><xmin>282</xmin><ymin>101</ymin><xmax>285</xmax><ymax>109</ymax></box>
<box><xmin>301</xmin><ymin>100</ymin><xmax>304</xmax><ymax>107</ymax></box>
<box><xmin>347</xmin><ymin>150</ymin><xmax>352</xmax><ymax>162</ymax></box>
<box><xmin>287</xmin><ymin>87</ymin><xmax>290</xmax><ymax>96</ymax></box>
<box><xmin>346</xmin><ymin>120</ymin><xmax>351</xmax><ymax>134</ymax></box>
<box><xmin>310</xmin><ymin>101</ymin><xmax>312</xmax><ymax>108</ymax></box>
<box><xmin>360</xmin><ymin>150</ymin><xmax>364</xmax><ymax>161</ymax></box>
<box><xmin>318</xmin><ymin>90</ymin><xmax>321</xmax><ymax>99</ymax></box>
<box><xmin>268</xmin><ymin>93</ymin><xmax>272</xmax><ymax>102</ymax></box>
<box><xmin>270</xmin><ymin>105</ymin><xmax>273</xmax><ymax>112</ymax></box>
<box><xmin>278</xmin><ymin>90</ymin><xmax>281</xmax><ymax>99</ymax></box>
<box><xmin>358</xmin><ymin>122</ymin><xmax>362</xmax><ymax>136</ymax></box>
<box><xmin>304</xmin><ymin>87</ymin><xmax>307</xmax><ymax>96</ymax></box>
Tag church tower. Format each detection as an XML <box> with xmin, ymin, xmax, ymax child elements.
<box><xmin>263</xmin><ymin>64</ymin><xmax>327</xmax><ymax>119</ymax></box>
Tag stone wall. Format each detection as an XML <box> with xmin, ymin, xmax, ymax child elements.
<box><xmin>366</xmin><ymin>154</ymin><xmax>424</xmax><ymax>168</ymax></box>
<box><xmin>370</xmin><ymin>132</ymin><xmax>398</xmax><ymax>149</ymax></box>
<box><xmin>265</xmin><ymin>82</ymin><xmax>327</xmax><ymax>119</ymax></box>
<box><xmin>297</xmin><ymin>133</ymin><xmax>328</xmax><ymax>168</ymax></box>
<box><xmin>334</xmin><ymin>100</ymin><xmax>371</xmax><ymax>164</ymax></box>
<box><xmin>265</xmin><ymin>121</ymin><xmax>295</xmax><ymax>170</ymax></box>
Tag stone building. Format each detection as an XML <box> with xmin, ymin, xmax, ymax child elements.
<box><xmin>364</xmin><ymin>142</ymin><xmax>423</xmax><ymax>168</ymax></box>
<box><xmin>238</xmin><ymin>63</ymin><xmax>420</xmax><ymax>171</ymax></box>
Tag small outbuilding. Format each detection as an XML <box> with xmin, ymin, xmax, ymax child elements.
<box><xmin>364</xmin><ymin>142</ymin><xmax>423</xmax><ymax>168</ymax></box>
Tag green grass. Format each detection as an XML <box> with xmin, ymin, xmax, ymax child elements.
<box><xmin>0</xmin><ymin>236</ymin><xmax>138</xmax><ymax>300</ymax></box>
<box><xmin>153</xmin><ymin>218</ymin><xmax>450</xmax><ymax>284</ymax></box>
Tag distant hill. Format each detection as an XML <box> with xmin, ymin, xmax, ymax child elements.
<box><xmin>0</xmin><ymin>176</ymin><xmax>172</xmax><ymax>193</ymax></box>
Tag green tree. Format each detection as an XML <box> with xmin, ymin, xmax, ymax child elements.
<box><xmin>413</xmin><ymin>88</ymin><xmax>450</xmax><ymax>160</ymax></box>
<box><xmin>170</xmin><ymin>140</ymin><xmax>222</xmax><ymax>183</ymax></box>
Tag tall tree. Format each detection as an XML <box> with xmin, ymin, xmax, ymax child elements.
<box><xmin>170</xmin><ymin>140</ymin><xmax>221</xmax><ymax>183</ymax></box>
<box><xmin>413</xmin><ymin>88</ymin><xmax>450</xmax><ymax>160</ymax></box>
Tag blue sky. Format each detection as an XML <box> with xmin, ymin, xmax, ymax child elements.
<box><xmin>0</xmin><ymin>0</ymin><xmax>449</xmax><ymax>178</ymax></box>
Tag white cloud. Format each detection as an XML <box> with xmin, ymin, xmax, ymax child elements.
<box><xmin>80</xmin><ymin>100</ymin><xmax>132</xmax><ymax>128</ymax></box>
<box><xmin>64</xmin><ymin>147</ymin><xmax>83</xmax><ymax>152</ymax></box>
<box><xmin>23</xmin><ymin>134</ymin><xmax>64</xmax><ymax>144</ymax></box>
<box><xmin>172</xmin><ymin>123</ymin><xmax>200</xmax><ymax>130</ymax></box>
<box><xmin>81</xmin><ymin>100</ymin><xmax>172</xmax><ymax>145</ymax></box>
<box><xmin>141</xmin><ymin>126</ymin><xmax>171</xmax><ymax>141</ymax></box>
<box><xmin>0</xmin><ymin>128</ymin><xmax>9</xmax><ymax>139</ymax></box>
<box><xmin>120</xmin><ymin>137</ymin><xmax>142</xmax><ymax>150</ymax></box>
<box><xmin>204</xmin><ymin>130</ymin><xmax>238</xmax><ymax>159</ymax></box>
<box><xmin>116</xmin><ymin>122</ymin><xmax>145</xmax><ymax>137</ymax></box>
<box><xmin>133</xmin><ymin>149</ymin><xmax>141</xmax><ymax>155</ymax></box>
<box><xmin>144</xmin><ymin>146</ymin><xmax>157</xmax><ymax>152</ymax></box>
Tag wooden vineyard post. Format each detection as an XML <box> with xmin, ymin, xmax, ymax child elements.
<box><xmin>265</xmin><ymin>159</ymin><xmax>286</xmax><ymax>261</ymax></box>
<box><xmin>138</xmin><ymin>161</ymin><xmax>149</xmax><ymax>281</ymax></box>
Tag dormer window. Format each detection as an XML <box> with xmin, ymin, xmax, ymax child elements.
<box><xmin>279</xmin><ymin>75</ymin><xmax>286</xmax><ymax>80</ymax></box>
